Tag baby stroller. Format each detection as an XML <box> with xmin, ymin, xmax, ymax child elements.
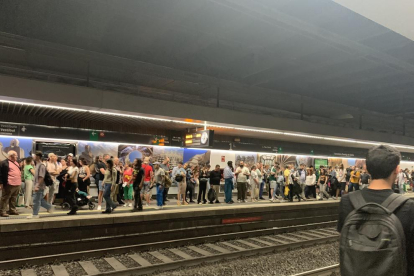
<box><xmin>61</xmin><ymin>190</ymin><xmax>95</xmax><ymax>210</ymax></box>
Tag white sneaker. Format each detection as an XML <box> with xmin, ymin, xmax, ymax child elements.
<box><xmin>97</xmin><ymin>205</ymin><xmax>102</xmax><ymax>211</ymax></box>
<box><xmin>123</xmin><ymin>204</ymin><xmax>127</xmax><ymax>207</ymax></box>
<box><xmin>47</xmin><ymin>206</ymin><xmax>55</xmax><ymax>214</ymax></box>
<box><xmin>332</xmin><ymin>197</ymin><xmax>337</xmax><ymax>200</ymax></box>
<box><xmin>280</xmin><ymin>199</ymin><xmax>285</xmax><ymax>203</ymax></box>
<box><xmin>128</xmin><ymin>203</ymin><xmax>132</xmax><ymax>207</ymax></box>
<box><xmin>243</xmin><ymin>200</ymin><xmax>247</xmax><ymax>203</ymax></box>
<box><xmin>27</xmin><ymin>215</ymin><xmax>40</xmax><ymax>219</ymax></box>
<box><xmin>155</xmin><ymin>206</ymin><xmax>163</xmax><ymax>210</ymax></box>
<box><xmin>146</xmin><ymin>203</ymin><xmax>149</xmax><ymax>207</ymax></box>
<box><xmin>237</xmin><ymin>200</ymin><xmax>241</xmax><ymax>203</ymax></box>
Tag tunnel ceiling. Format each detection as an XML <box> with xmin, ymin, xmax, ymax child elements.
<box><xmin>1</xmin><ymin>0</ymin><xmax>414</xmax><ymax>117</ymax></box>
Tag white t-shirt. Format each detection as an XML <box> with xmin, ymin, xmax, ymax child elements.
<box><xmin>68</xmin><ymin>166</ymin><xmax>79</xmax><ymax>182</ymax></box>
<box><xmin>305</xmin><ymin>174</ymin><xmax>316</xmax><ymax>186</ymax></box>
<box><xmin>236</xmin><ymin>167</ymin><xmax>250</xmax><ymax>183</ymax></box>
<box><xmin>250</xmin><ymin>170</ymin><xmax>258</xmax><ymax>186</ymax></box>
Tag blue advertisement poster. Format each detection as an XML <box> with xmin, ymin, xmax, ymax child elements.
<box><xmin>0</xmin><ymin>137</ymin><xmax>33</xmax><ymax>161</ymax></box>
<box><xmin>183</xmin><ymin>148</ymin><xmax>210</xmax><ymax>167</ymax></box>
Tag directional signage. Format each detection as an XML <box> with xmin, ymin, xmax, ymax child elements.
<box><xmin>184</xmin><ymin>130</ymin><xmax>214</xmax><ymax>148</ymax></box>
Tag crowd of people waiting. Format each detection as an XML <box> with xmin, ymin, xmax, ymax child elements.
<box><xmin>0</xmin><ymin>149</ymin><xmax>413</xmax><ymax>219</ymax></box>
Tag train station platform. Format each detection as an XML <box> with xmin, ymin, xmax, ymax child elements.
<box><xmin>0</xmin><ymin>193</ymin><xmax>412</xmax><ymax>268</ymax></box>
<box><xmin>0</xmin><ymin>197</ymin><xmax>341</xmax><ymax>264</ymax></box>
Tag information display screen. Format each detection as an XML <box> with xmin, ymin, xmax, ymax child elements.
<box><xmin>184</xmin><ymin>130</ymin><xmax>214</xmax><ymax>148</ymax></box>
<box><xmin>314</xmin><ymin>158</ymin><xmax>328</xmax><ymax>169</ymax></box>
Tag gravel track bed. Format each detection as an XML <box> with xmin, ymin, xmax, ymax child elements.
<box><xmin>150</xmin><ymin>242</ymin><xmax>339</xmax><ymax>276</ymax></box>
<box><xmin>141</xmin><ymin>252</ymin><xmax>163</xmax><ymax>264</ymax></box>
<box><xmin>159</xmin><ymin>249</ymin><xmax>183</xmax><ymax>261</ymax></box>
<box><xmin>214</xmin><ymin>242</ymin><xmax>238</xmax><ymax>252</ymax></box>
<box><xmin>227</xmin><ymin>240</ymin><xmax>253</xmax><ymax>249</ymax></box>
<box><xmin>269</xmin><ymin>234</ymin><xmax>295</xmax><ymax>242</ymax></box>
<box><xmin>245</xmin><ymin>238</ymin><xmax>271</xmax><ymax>247</ymax></box>
<box><xmin>258</xmin><ymin>236</ymin><xmax>282</xmax><ymax>245</ymax></box>
<box><xmin>115</xmin><ymin>254</ymin><xmax>140</xmax><ymax>268</ymax></box>
<box><xmin>179</xmin><ymin>247</ymin><xmax>204</xmax><ymax>258</ymax></box>
<box><xmin>0</xmin><ymin>269</ymin><xmax>20</xmax><ymax>276</ymax></box>
<box><xmin>64</xmin><ymin>262</ymin><xmax>87</xmax><ymax>276</ymax></box>
<box><xmin>36</xmin><ymin>266</ymin><xmax>54</xmax><ymax>276</ymax></box>
<box><xmin>197</xmin><ymin>244</ymin><xmax>221</xmax><ymax>254</ymax></box>
<box><xmin>283</xmin><ymin>234</ymin><xmax>308</xmax><ymax>241</ymax></box>
<box><xmin>91</xmin><ymin>259</ymin><xmax>115</xmax><ymax>272</ymax></box>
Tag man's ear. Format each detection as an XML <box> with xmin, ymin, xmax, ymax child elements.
<box><xmin>395</xmin><ymin>165</ymin><xmax>401</xmax><ymax>175</ymax></box>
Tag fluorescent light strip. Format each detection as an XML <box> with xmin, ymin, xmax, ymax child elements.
<box><xmin>2</xmin><ymin>99</ymin><xmax>414</xmax><ymax>151</ymax></box>
<box><xmin>2</xmin><ymin>134</ymin><xmax>414</xmax><ymax>164</ymax></box>
<box><xmin>0</xmin><ymin>99</ymin><xmax>85</xmax><ymax>112</ymax></box>
<box><xmin>0</xmin><ymin>135</ymin><xmax>180</xmax><ymax>149</ymax></box>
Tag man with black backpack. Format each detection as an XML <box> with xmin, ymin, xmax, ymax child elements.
<box><xmin>338</xmin><ymin>145</ymin><xmax>414</xmax><ymax>276</ymax></box>
<box><xmin>28</xmin><ymin>151</ymin><xmax>55</xmax><ymax>219</ymax></box>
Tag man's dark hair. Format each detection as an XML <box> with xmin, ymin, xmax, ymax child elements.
<box><xmin>227</xmin><ymin>161</ymin><xmax>232</xmax><ymax>166</ymax></box>
<box><xmin>35</xmin><ymin>151</ymin><xmax>43</xmax><ymax>158</ymax></box>
<box><xmin>366</xmin><ymin>145</ymin><xmax>400</xmax><ymax>180</ymax></box>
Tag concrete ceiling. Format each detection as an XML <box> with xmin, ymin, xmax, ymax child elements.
<box><xmin>334</xmin><ymin>0</ymin><xmax>414</xmax><ymax>41</ymax></box>
<box><xmin>1</xmin><ymin>0</ymin><xmax>414</xmax><ymax>128</ymax></box>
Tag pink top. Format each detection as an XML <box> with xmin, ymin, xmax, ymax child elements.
<box><xmin>8</xmin><ymin>160</ymin><xmax>22</xmax><ymax>186</ymax></box>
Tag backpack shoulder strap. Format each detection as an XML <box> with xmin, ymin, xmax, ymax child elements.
<box><xmin>381</xmin><ymin>193</ymin><xmax>410</xmax><ymax>213</ymax></box>
<box><xmin>349</xmin><ymin>190</ymin><xmax>367</xmax><ymax>210</ymax></box>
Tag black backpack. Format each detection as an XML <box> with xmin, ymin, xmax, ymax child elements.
<box><xmin>44</xmin><ymin>168</ymin><xmax>54</xmax><ymax>187</ymax></box>
<box><xmin>208</xmin><ymin>187</ymin><xmax>216</xmax><ymax>202</ymax></box>
<box><xmin>340</xmin><ymin>191</ymin><xmax>409</xmax><ymax>276</ymax></box>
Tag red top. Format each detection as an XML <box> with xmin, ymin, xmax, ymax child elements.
<box><xmin>142</xmin><ymin>164</ymin><xmax>153</xmax><ymax>182</ymax></box>
<box><xmin>123</xmin><ymin>168</ymin><xmax>133</xmax><ymax>183</ymax></box>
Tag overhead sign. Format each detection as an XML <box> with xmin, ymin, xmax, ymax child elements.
<box><xmin>184</xmin><ymin>130</ymin><xmax>214</xmax><ymax>148</ymax></box>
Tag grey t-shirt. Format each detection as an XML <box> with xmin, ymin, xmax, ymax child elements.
<box><xmin>154</xmin><ymin>168</ymin><xmax>165</xmax><ymax>184</ymax></box>
<box><xmin>34</xmin><ymin>162</ymin><xmax>46</xmax><ymax>190</ymax></box>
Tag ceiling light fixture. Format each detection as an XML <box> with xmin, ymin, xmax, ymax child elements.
<box><xmin>1</xmin><ymin>99</ymin><xmax>414</xmax><ymax>152</ymax></box>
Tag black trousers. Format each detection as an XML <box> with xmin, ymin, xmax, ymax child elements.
<box><xmin>134</xmin><ymin>187</ymin><xmax>143</xmax><ymax>209</ymax></box>
<box><xmin>288</xmin><ymin>184</ymin><xmax>294</xmax><ymax>201</ymax></box>
<box><xmin>163</xmin><ymin>187</ymin><xmax>169</xmax><ymax>205</ymax></box>
<box><xmin>198</xmin><ymin>180</ymin><xmax>207</xmax><ymax>203</ymax></box>
<box><xmin>66</xmin><ymin>181</ymin><xmax>78</xmax><ymax>212</ymax></box>
<box><xmin>78</xmin><ymin>177</ymin><xmax>90</xmax><ymax>193</ymax></box>
<box><xmin>94</xmin><ymin>175</ymin><xmax>100</xmax><ymax>194</ymax></box>
<box><xmin>186</xmin><ymin>183</ymin><xmax>195</xmax><ymax>202</ymax></box>
<box><xmin>117</xmin><ymin>183</ymin><xmax>124</xmax><ymax>204</ymax></box>
<box><xmin>305</xmin><ymin>185</ymin><xmax>316</xmax><ymax>198</ymax></box>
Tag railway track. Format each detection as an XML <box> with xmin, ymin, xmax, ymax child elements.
<box><xmin>292</xmin><ymin>264</ymin><xmax>340</xmax><ymax>276</ymax></box>
<box><xmin>7</xmin><ymin>223</ymin><xmax>339</xmax><ymax>276</ymax></box>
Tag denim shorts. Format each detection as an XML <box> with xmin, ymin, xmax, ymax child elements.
<box><xmin>140</xmin><ymin>181</ymin><xmax>152</xmax><ymax>195</ymax></box>
<box><xmin>99</xmin><ymin>180</ymin><xmax>104</xmax><ymax>191</ymax></box>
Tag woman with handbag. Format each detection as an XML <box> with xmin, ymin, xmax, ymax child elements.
<box><xmin>78</xmin><ymin>158</ymin><xmax>91</xmax><ymax>193</ymax></box>
<box><xmin>250</xmin><ymin>165</ymin><xmax>259</xmax><ymax>202</ymax></box>
<box><xmin>198</xmin><ymin>166</ymin><xmax>209</xmax><ymax>204</ymax></box>
<box><xmin>102</xmin><ymin>159</ymin><xmax>118</xmax><ymax>214</ymax></box>
<box><xmin>209</xmin><ymin>165</ymin><xmax>222</xmax><ymax>204</ymax></box>
<box><xmin>122</xmin><ymin>163</ymin><xmax>133</xmax><ymax>207</ymax></box>
<box><xmin>57</xmin><ymin>159</ymin><xmax>68</xmax><ymax>199</ymax></box>
<box><xmin>318</xmin><ymin>169</ymin><xmax>330</xmax><ymax>200</ymax></box>
<box><xmin>173</xmin><ymin>162</ymin><xmax>187</xmax><ymax>206</ymax></box>
<box><xmin>23</xmin><ymin>157</ymin><xmax>35</xmax><ymax>209</ymax></box>
<box><xmin>65</xmin><ymin>158</ymin><xmax>79</xmax><ymax>215</ymax></box>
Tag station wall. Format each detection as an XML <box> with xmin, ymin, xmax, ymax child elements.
<box><xmin>2</xmin><ymin>135</ymin><xmax>413</xmax><ymax>170</ymax></box>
